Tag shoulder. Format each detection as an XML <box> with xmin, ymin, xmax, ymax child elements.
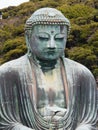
<box><xmin>63</xmin><ymin>58</ymin><xmax>96</xmax><ymax>89</ymax></box>
<box><xmin>64</xmin><ymin>58</ymin><xmax>88</xmax><ymax>70</ymax></box>
<box><xmin>64</xmin><ymin>58</ymin><xmax>94</xmax><ymax>79</ymax></box>
<box><xmin>0</xmin><ymin>55</ymin><xmax>28</xmax><ymax>74</ymax></box>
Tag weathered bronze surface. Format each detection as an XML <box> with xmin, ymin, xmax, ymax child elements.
<box><xmin>0</xmin><ymin>7</ymin><xmax>97</xmax><ymax>130</ymax></box>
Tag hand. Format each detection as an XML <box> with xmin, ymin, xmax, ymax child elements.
<box><xmin>12</xmin><ymin>123</ymin><xmax>34</xmax><ymax>130</ymax></box>
<box><xmin>76</xmin><ymin>124</ymin><xmax>93</xmax><ymax>130</ymax></box>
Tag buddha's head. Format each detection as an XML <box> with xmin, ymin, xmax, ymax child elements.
<box><xmin>25</xmin><ymin>7</ymin><xmax>70</xmax><ymax>61</ymax></box>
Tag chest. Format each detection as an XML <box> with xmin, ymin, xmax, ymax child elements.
<box><xmin>36</xmin><ymin>68</ymin><xmax>67</xmax><ymax>121</ymax></box>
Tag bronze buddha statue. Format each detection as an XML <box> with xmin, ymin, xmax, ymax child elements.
<box><xmin>0</xmin><ymin>7</ymin><xmax>97</xmax><ymax>130</ymax></box>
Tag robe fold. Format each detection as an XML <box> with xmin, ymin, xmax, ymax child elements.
<box><xmin>0</xmin><ymin>54</ymin><xmax>97</xmax><ymax>130</ymax></box>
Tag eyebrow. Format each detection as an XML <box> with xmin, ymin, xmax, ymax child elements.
<box><xmin>37</xmin><ymin>32</ymin><xmax>48</xmax><ymax>34</ymax></box>
<box><xmin>37</xmin><ymin>32</ymin><xmax>50</xmax><ymax>36</ymax></box>
<box><xmin>37</xmin><ymin>32</ymin><xmax>66</xmax><ymax>35</ymax></box>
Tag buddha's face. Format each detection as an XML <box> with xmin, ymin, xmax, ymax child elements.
<box><xmin>29</xmin><ymin>25</ymin><xmax>67</xmax><ymax>60</ymax></box>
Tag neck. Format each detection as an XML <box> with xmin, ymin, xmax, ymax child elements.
<box><xmin>28</xmin><ymin>53</ymin><xmax>59</xmax><ymax>72</ymax></box>
<box><xmin>37</xmin><ymin>57</ymin><xmax>58</xmax><ymax>72</ymax></box>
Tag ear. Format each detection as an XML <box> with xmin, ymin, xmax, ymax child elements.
<box><xmin>26</xmin><ymin>30</ymin><xmax>33</xmax><ymax>45</ymax></box>
<box><xmin>25</xmin><ymin>30</ymin><xmax>32</xmax><ymax>55</ymax></box>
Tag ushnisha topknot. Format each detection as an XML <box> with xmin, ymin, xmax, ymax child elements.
<box><xmin>25</xmin><ymin>7</ymin><xmax>70</xmax><ymax>33</ymax></box>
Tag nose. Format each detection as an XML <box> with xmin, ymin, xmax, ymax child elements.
<box><xmin>47</xmin><ymin>36</ymin><xmax>56</xmax><ymax>48</ymax></box>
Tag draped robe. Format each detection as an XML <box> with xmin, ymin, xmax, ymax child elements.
<box><xmin>0</xmin><ymin>54</ymin><xmax>97</xmax><ymax>130</ymax></box>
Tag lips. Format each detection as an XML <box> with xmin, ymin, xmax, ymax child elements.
<box><xmin>43</xmin><ymin>48</ymin><xmax>63</xmax><ymax>53</ymax></box>
<box><xmin>47</xmin><ymin>51</ymin><xmax>56</xmax><ymax>55</ymax></box>
<box><xmin>44</xmin><ymin>50</ymin><xmax>57</xmax><ymax>55</ymax></box>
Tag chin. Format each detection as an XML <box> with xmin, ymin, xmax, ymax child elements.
<box><xmin>37</xmin><ymin>57</ymin><xmax>58</xmax><ymax>61</ymax></box>
<box><xmin>43</xmin><ymin>54</ymin><xmax>61</xmax><ymax>60</ymax></box>
<box><xmin>43</xmin><ymin>56</ymin><xmax>60</xmax><ymax>61</ymax></box>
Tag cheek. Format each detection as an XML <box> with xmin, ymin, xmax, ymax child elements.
<box><xmin>62</xmin><ymin>38</ymin><xmax>67</xmax><ymax>47</ymax></box>
<box><xmin>30</xmin><ymin>37</ymin><xmax>38</xmax><ymax>48</ymax></box>
<box><xmin>56</xmin><ymin>41</ymin><xmax>66</xmax><ymax>48</ymax></box>
<box><xmin>31</xmin><ymin>36</ymin><xmax>36</xmax><ymax>44</ymax></box>
<box><xmin>31</xmin><ymin>36</ymin><xmax>43</xmax><ymax>47</ymax></box>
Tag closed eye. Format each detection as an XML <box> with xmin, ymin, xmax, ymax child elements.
<box><xmin>38</xmin><ymin>36</ymin><xmax>49</xmax><ymax>41</ymax></box>
<box><xmin>54</xmin><ymin>34</ymin><xmax>65</xmax><ymax>41</ymax></box>
<box><xmin>55</xmin><ymin>37</ymin><xmax>64</xmax><ymax>40</ymax></box>
<box><xmin>37</xmin><ymin>33</ymin><xmax>50</xmax><ymax>41</ymax></box>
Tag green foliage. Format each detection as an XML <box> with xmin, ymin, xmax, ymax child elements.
<box><xmin>0</xmin><ymin>37</ymin><xmax>27</xmax><ymax>63</ymax></box>
<box><xmin>58</xmin><ymin>4</ymin><xmax>96</xmax><ymax>19</ymax></box>
<box><xmin>0</xmin><ymin>29</ymin><xmax>12</xmax><ymax>43</ymax></box>
<box><xmin>17</xmin><ymin>2</ymin><xmax>36</xmax><ymax>16</ymax></box>
<box><xmin>3</xmin><ymin>12</ymin><xmax>9</xmax><ymax>19</ymax></box>
<box><xmin>88</xmin><ymin>29</ymin><xmax>98</xmax><ymax>45</ymax></box>
<box><xmin>94</xmin><ymin>0</ymin><xmax>98</xmax><ymax>9</ymax></box>
<box><xmin>69</xmin><ymin>24</ymin><xmax>82</xmax><ymax>45</ymax></box>
<box><xmin>93</xmin><ymin>68</ymin><xmax>98</xmax><ymax>77</ymax></box>
<box><xmin>34</xmin><ymin>0</ymin><xmax>59</xmax><ymax>8</ymax></box>
<box><xmin>67</xmin><ymin>22</ymin><xmax>98</xmax><ymax>48</ymax></box>
<box><xmin>67</xmin><ymin>47</ymin><xmax>97</xmax><ymax>71</ymax></box>
<box><xmin>2</xmin><ymin>37</ymin><xmax>26</xmax><ymax>54</ymax></box>
<box><xmin>11</xmin><ymin>25</ymin><xmax>24</xmax><ymax>37</ymax></box>
<box><xmin>3</xmin><ymin>49</ymin><xmax>26</xmax><ymax>63</ymax></box>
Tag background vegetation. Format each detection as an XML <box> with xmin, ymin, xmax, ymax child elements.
<box><xmin>0</xmin><ymin>0</ymin><xmax>98</xmax><ymax>78</ymax></box>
